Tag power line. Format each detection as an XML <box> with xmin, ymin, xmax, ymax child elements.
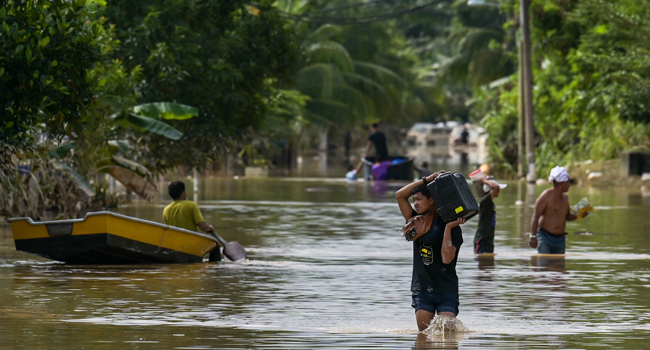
<box><xmin>314</xmin><ymin>0</ymin><xmax>400</xmax><ymax>14</ymax></box>
<box><xmin>279</xmin><ymin>0</ymin><xmax>445</xmax><ymax>25</ymax></box>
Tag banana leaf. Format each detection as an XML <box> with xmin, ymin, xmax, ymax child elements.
<box><xmin>107</xmin><ymin>140</ymin><xmax>134</xmax><ymax>154</ymax></box>
<box><xmin>109</xmin><ymin>155</ymin><xmax>153</xmax><ymax>179</ymax></box>
<box><xmin>123</xmin><ymin>113</ymin><xmax>183</xmax><ymax>140</ymax></box>
<box><xmin>52</xmin><ymin>162</ymin><xmax>96</xmax><ymax>197</ymax></box>
<box><xmin>104</xmin><ymin>165</ymin><xmax>159</xmax><ymax>201</ymax></box>
<box><xmin>132</xmin><ymin>102</ymin><xmax>198</xmax><ymax>120</ymax></box>
<box><xmin>48</xmin><ymin>141</ymin><xmax>78</xmax><ymax>158</ymax></box>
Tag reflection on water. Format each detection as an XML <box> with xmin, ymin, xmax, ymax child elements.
<box><xmin>1</xmin><ymin>177</ymin><xmax>650</xmax><ymax>349</ymax></box>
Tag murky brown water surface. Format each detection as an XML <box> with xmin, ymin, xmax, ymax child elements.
<box><xmin>2</xmin><ymin>176</ymin><xmax>650</xmax><ymax>349</ymax></box>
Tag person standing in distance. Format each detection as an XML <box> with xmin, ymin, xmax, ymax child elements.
<box><xmin>460</xmin><ymin>127</ymin><xmax>470</xmax><ymax>146</ymax></box>
<box><xmin>365</xmin><ymin>123</ymin><xmax>388</xmax><ymax>161</ymax></box>
<box><xmin>529</xmin><ymin>166</ymin><xmax>587</xmax><ymax>254</ymax></box>
<box><xmin>164</xmin><ymin>181</ymin><xmax>215</xmax><ymax>234</ymax></box>
<box><xmin>396</xmin><ymin>171</ymin><xmax>465</xmax><ymax>331</ymax></box>
<box><xmin>414</xmin><ymin>161</ymin><xmax>433</xmax><ymax>178</ymax></box>
<box><xmin>473</xmin><ymin>176</ymin><xmax>506</xmax><ymax>254</ymax></box>
<box><xmin>345</xmin><ymin>160</ymin><xmax>365</xmax><ymax>181</ymax></box>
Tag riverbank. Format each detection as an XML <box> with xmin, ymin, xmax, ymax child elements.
<box><xmin>562</xmin><ymin>159</ymin><xmax>648</xmax><ymax>189</ymax></box>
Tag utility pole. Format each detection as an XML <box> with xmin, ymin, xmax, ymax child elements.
<box><xmin>520</xmin><ymin>0</ymin><xmax>536</xmax><ymax>183</ymax></box>
<box><xmin>517</xmin><ymin>41</ymin><xmax>525</xmax><ymax>179</ymax></box>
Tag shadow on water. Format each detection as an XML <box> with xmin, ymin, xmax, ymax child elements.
<box><xmin>2</xmin><ymin>177</ymin><xmax>650</xmax><ymax>348</ymax></box>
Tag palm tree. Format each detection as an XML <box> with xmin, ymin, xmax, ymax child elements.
<box><xmin>276</xmin><ymin>0</ymin><xmax>425</xmax><ymax>168</ymax></box>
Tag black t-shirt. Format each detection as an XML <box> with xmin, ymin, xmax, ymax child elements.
<box><xmin>474</xmin><ymin>193</ymin><xmax>495</xmax><ymax>245</ymax></box>
<box><xmin>409</xmin><ymin>210</ymin><xmax>463</xmax><ymax>295</ymax></box>
<box><xmin>369</xmin><ymin>131</ymin><xmax>388</xmax><ymax>158</ymax></box>
<box><xmin>460</xmin><ymin>130</ymin><xmax>469</xmax><ymax>144</ymax></box>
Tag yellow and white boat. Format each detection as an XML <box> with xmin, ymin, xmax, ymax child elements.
<box><xmin>9</xmin><ymin>211</ymin><xmax>220</xmax><ymax>264</ymax></box>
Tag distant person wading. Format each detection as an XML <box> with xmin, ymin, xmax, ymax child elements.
<box><xmin>470</xmin><ymin>172</ymin><xmax>507</xmax><ymax>254</ymax></box>
<box><xmin>365</xmin><ymin>123</ymin><xmax>388</xmax><ymax>161</ymax></box>
<box><xmin>529</xmin><ymin>167</ymin><xmax>589</xmax><ymax>254</ymax></box>
<box><xmin>396</xmin><ymin>171</ymin><xmax>466</xmax><ymax>331</ymax></box>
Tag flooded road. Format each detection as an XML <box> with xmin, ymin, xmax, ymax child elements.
<box><xmin>2</xmin><ymin>177</ymin><xmax>650</xmax><ymax>349</ymax></box>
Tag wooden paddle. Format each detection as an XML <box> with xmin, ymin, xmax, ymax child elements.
<box><xmin>208</xmin><ymin>231</ymin><xmax>247</xmax><ymax>262</ymax></box>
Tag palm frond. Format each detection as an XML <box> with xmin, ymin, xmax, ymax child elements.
<box><xmin>295</xmin><ymin>63</ymin><xmax>344</xmax><ymax>100</ymax></box>
<box><xmin>458</xmin><ymin>28</ymin><xmax>502</xmax><ymax>56</ymax></box>
<box><xmin>305</xmin><ymin>24</ymin><xmax>342</xmax><ymax>44</ymax></box>
<box><xmin>305</xmin><ymin>41</ymin><xmax>354</xmax><ymax>72</ymax></box>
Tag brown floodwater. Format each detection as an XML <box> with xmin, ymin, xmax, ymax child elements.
<box><xmin>1</xmin><ymin>175</ymin><xmax>650</xmax><ymax>349</ymax></box>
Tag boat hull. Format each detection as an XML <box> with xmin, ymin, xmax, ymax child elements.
<box><xmin>9</xmin><ymin>211</ymin><xmax>219</xmax><ymax>264</ymax></box>
<box><xmin>363</xmin><ymin>156</ymin><xmax>414</xmax><ymax>180</ymax></box>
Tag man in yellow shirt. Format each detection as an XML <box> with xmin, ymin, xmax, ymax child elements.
<box><xmin>163</xmin><ymin>181</ymin><xmax>215</xmax><ymax>233</ymax></box>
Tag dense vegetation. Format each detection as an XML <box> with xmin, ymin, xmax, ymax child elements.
<box><xmin>2</xmin><ymin>0</ymin><xmax>650</xmax><ymax>218</ymax></box>
<box><xmin>476</xmin><ymin>0</ymin><xmax>650</xmax><ymax>175</ymax></box>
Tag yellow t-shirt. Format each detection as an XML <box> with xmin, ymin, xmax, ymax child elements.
<box><xmin>163</xmin><ymin>200</ymin><xmax>205</xmax><ymax>232</ymax></box>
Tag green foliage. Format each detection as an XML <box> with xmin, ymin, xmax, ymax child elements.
<box><xmin>273</xmin><ymin>0</ymin><xmax>429</xmax><ymax>159</ymax></box>
<box><xmin>103</xmin><ymin>0</ymin><xmax>301</xmax><ymax>171</ymax></box>
<box><xmin>388</xmin><ymin>0</ymin><xmax>515</xmax><ymax>123</ymax></box>
<box><xmin>0</xmin><ymin>0</ymin><xmax>109</xmax><ymax>175</ymax></box>
<box><xmin>66</xmin><ymin>101</ymin><xmax>197</xmax><ymax>200</ymax></box>
<box><xmin>475</xmin><ymin>0</ymin><xmax>650</xmax><ymax>176</ymax></box>
<box><xmin>235</xmin><ymin>88</ymin><xmax>309</xmax><ymax>167</ymax></box>
<box><xmin>0</xmin><ymin>158</ymin><xmax>116</xmax><ymax>221</ymax></box>
<box><xmin>132</xmin><ymin>102</ymin><xmax>198</xmax><ymax>121</ymax></box>
<box><xmin>113</xmin><ymin>113</ymin><xmax>183</xmax><ymax>140</ymax></box>
<box><xmin>48</xmin><ymin>142</ymin><xmax>78</xmax><ymax>159</ymax></box>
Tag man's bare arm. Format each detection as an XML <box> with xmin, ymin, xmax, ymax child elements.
<box><xmin>478</xmin><ymin>177</ymin><xmax>500</xmax><ymax>199</ymax></box>
<box><xmin>197</xmin><ymin>221</ymin><xmax>215</xmax><ymax>233</ymax></box>
<box><xmin>395</xmin><ymin>171</ymin><xmax>446</xmax><ymax>220</ymax></box>
<box><xmin>354</xmin><ymin>160</ymin><xmax>364</xmax><ymax>174</ymax></box>
<box><xmin>396</xmin><ymin>180</ymin><xmax>420</xmax><ymax>221</ymax></box>
<box><xmin>364</xmin><ymin>141</ymin><xmax>372</xmax><ymax>158</ymax></box>
<box><xmin>565</xmin><ymin>198</ymin><xmax>577</xmax><ymax>221</ymax></box>
<box><xmin>565</xmin><ymin>194</ymin><xmax>578</xmax><ymax>221</ymax></box>
<box><xmin>529</xmin><ymin>192</ymin><xmax>547</xmax><ymax>247</ymax></box>
<box><xmin>441</xmin><ymin>218</ymin><xmax>464</xmax><ymax>264</ymax></box>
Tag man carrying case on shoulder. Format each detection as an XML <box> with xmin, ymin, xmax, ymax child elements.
<box><xmin>396</xmin><ymin>171</ymin><xmax>465</xmax><ymax>331</ymax></box>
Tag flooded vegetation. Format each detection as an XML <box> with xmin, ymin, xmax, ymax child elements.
<box><xmin>3</xmin><ymin>1</ymin><xmax>650</xmax><ymax>348</ymax></box>
<box><xmin>2</xmin><ymin>177</ymin><xmax>650</xmax><ymax>349</ymax></box>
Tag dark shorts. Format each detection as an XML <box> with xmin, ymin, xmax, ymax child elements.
<box><xmin>537</xmin><ymin>229</ymin><xmax>566</xmax><ymax>254</ymax></box>
<box><xmin>411</xmin><ymin>290</ymin><xmax>459</xmax><ymax>315</ymax></box>
<box><xmin>474</xmin><ymin>238</ymin><xmax>494</xmax><ymax>254</ymax></box>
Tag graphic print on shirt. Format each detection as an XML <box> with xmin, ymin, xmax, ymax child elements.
<box><xmin>420</xmin><ymin>242</ymin><xmax>433</xmax><ymax>265</ymax></box>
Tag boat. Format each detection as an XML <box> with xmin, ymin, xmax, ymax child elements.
<box><xmin>404</xmin><ymin>122</ymin><xmax>458</xmax><ymax>150</ymax></box>
<box><xmin>448</xmin><ymin>123</ymin><xmax>487</xmax><ymax>149</ymax></box>
<box><xmin>404</xmin><ymin>121</ymin><xmax>488</xmax><ymax>166</ymax></box>
<box><xmin>362</xmin><ymin>156</ymin><xmax>415</xmax><ymax>180</ymax></box>
<box><xmin>8</xmin><ymin>211</ymin><xmax>220</xmax><ymax>264</ymax></box>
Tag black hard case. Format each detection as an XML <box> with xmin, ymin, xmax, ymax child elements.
<box><xmin>426</xmin><ymin>172</ymin><xmax>479</xmax><ymax>223</ymax></box>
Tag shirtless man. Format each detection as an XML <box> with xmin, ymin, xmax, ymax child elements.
<box><xmin>529</xmin><ymin>166</ymin><xmax>587</xmax><ymax>254</ymax></box>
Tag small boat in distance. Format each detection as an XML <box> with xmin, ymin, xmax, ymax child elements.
<box><xmin>9</xmin><ymin>211</ymin><xmax>220</xmax><ymax>264</ymax></box>
<box><xmin>362</xmin><ymin>156</ymin><xmax>415</xmax><ymax>181</ymax></box>
<box><xmin>404</xmin><ymin>121</ymin><xmax>458</xmax><ymax>149</ymax></box>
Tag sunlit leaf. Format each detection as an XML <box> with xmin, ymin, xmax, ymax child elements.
<box><xmin>124</xmin><ymin>113</ymin><xmax>183</xmax><ymax>140</ymax></box>
<box><xmin>110</xmin><ymin>155</ymin><xmax>153</xmax><ymax>178</ymax></box>
<box><xmin>107</xmin><ymin>140</ymin><xmax>133</xmax><ymax>154</ymax></box>
<box><xmin>132</xmin><ymin>102</ymin><xmax>198</xmax><ymax>120</ymax></box>
<box><xmin>48</xmin><ymin>141</ymin><xmax>78</xmax><ymax>158</ymax></box>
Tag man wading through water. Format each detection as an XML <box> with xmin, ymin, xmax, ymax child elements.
<box><xmin>396</xmin><ymin>171</ymin><xmax>465</xmax><ymax>331</ymax></box>
<box><xmin>529</xmin><ymin>166</ymin><xmax>587</xmax><ymax>253</ymax></box>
